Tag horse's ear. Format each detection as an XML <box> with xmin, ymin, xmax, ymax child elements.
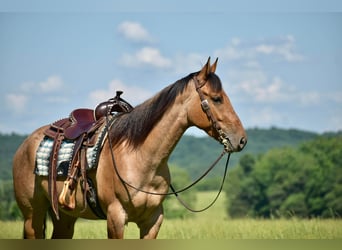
<box><xmin>198</xmin><ymin>57</ymin><xmax>211</xmax><ymax>81</ymax></box>
<box><xmin>210</xmin><ymin>58</ymin><xmax>218</xmax><ymax>73</ymax></box>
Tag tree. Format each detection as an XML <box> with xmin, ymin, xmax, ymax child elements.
<box><xmin>163</xmin><ymin>165</ymin><xmax>197</xmax><ymax>219</ymax></box>
<box><xmin>225</xmin><ymin>154</ymin><xmax>262</xmax><ymax>218</ymax></box>
<box><xmin>0</xmin><ymin>180</ymin><xmax>22</xmax><ymax>220</ymax></box>
<box><xmin>225</xmin><ymin>136</ymin><xmax>342</xmax><ymax>219</ymax></box>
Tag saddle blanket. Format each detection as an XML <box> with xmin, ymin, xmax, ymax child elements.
<box><xmin>35</xmin><ymin>123</ymin><xmax>109</xmax><ymax>176</ymax></box>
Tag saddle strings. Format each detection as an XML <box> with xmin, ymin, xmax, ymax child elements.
<box><xmin>105</xmin><ymin>114</ymin><xmax>231</xmax><ymax>212</ymax></box>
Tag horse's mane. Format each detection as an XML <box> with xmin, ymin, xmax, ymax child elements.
<box><xmin>109</xmin><ymin>72</ymin><xmax>222</xmax><ymax>148</ymax></box>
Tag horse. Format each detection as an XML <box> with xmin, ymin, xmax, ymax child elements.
<box><xmin>13</xmin><ymin>57</ymin><xmax>247</xmax><ymax>239</ymax></box>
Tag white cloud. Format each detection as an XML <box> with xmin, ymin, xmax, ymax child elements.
<box><xmin>254</xmin><ymin>77</ymin><xmax>291</xmax><ymax>102</ymax></box>
<box><xmin>215</xmin><ymin>35</ymin><xmax>304</xmax><ymax>63</ymax></box>
<box><xmin>121</xmin><ymin>47</ymin><xmax>172</xmax><ymax>68</ymax></box>
<box><xmin>255</xmin><ymin>44</ymin><xmax>274</xmax><ymax>54</ymax></box>
<box><xmin>20</xmin><ymin>75</ymin><xmax>64</xmax><ymax>94</ymax></box>
<box><xmin>5</xmin><ymin>75</ymin><xmax>67</xmax><ymax>115</ymax></box>
<box><xmin>117</xmin><ymin>35</ymin><xmax>303</xmax><ymax>77</ymax></box>
<box><xmin>255</xmin><ymin>36</ymin><xmax>304</xmax><ymax>62</ymax></box>
<box><xmin>295</xmin><ymin>91</ymin><xmax>342</xmax><ymax>106</ymax></box>
<box><xmin>5</xmin><ymin>93</ymin><xmax>29</xmax><ymax>113</ymax></box>
<box><xmin>228</xmin><ymin>67</ymin><xmax>299</xmax><ymax>105</ymax></box>
<box><xmin>214</xmin><ymin>38</ymin><xmax>244</xmax><ymax>61</ymax></box>
<box><xmin>89</xmin><ymin>79</ymin><xmax>153</xmax><ymax>106</ymax></box>
<box><xmin>118</xmin><ymin>21</ymin><xmax>154</xmax><ymax>43</ymax></box>
<box><xmin>119</xmin><ymin>47</ymin><xmax>207</xmax><ymax>74</ymax></box>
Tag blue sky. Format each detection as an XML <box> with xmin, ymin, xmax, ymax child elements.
<box><xmin>1</xmin><ymin>1</ymin><xmax>342</xmax><ymax>135</ymax></box>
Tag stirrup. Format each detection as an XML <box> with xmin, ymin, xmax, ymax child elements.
<box><xmin>58</xmin><ymin>179</ymin><xmax>76</xmax><ymax>210</ymax></box>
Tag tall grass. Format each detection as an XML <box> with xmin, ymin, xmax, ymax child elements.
<box><xmin>1</xmin><ymin>192</ymin><xmax>341</xmax><ymax>239</ymax></box>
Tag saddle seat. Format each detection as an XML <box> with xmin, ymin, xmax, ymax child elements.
<box><xmin>64</xmin><ymin>108</ymin><xmax>97</xmax><ymax>140</ymax></box>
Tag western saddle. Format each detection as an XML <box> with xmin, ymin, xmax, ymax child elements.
<box><xmin>44</xmin><ymin>91</ymin><xmax>133</xmax><ymax>219</ymax></box>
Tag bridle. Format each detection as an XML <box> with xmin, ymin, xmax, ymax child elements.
<box><xmin>193</xmin><ymin>76</ymin><xmax>234</xmax><ymax>152</ymax></box>
<box><xmin>105</xmin><ymin>74</ymin><xmax>233</xmax><ymax>212</ymax></box>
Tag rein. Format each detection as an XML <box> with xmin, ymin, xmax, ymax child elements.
<box><xmin>170</xmin><ymin>152</ymin><xmax>230</xmax><ymax>212</ymax></box>
<box><xmin>105</xmin><ymin>75</ymin><xmax>233</xmax><ymax>212</ymax></box>
<box><xmin>106</xmin><ymin>115</ymin><xmax>231</xmax><ymax>212</ymax></box>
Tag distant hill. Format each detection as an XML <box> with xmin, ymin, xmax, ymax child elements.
<box><xmin>1</xmin><ymin>128</ymin><xmax>341</xmax><ymax>181</ymax></box>
<box><xmin>169</xmin><ymin>127</ymin><xmax>339</xmax><ymax>178</ymax></box>
<box><xmin>0</xmin><ymin>133</ymin><xmax>27</xmax><ymax>180</ymax></box>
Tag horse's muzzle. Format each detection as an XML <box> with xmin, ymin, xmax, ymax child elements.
<box><xmin>218</xmin><ymin>129</ymin><xmax>247</xmax><ymax>153</ymax></box>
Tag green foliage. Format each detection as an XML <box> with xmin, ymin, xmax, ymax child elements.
<box><xmin>1</xmin><ymin>129</ymin><xmax>340</xmax><ymax>220</ymax></box>
<box><xmin>244</xmin><ymin>127</ymin><xmax>318</xmax><ymax>154</ymax></box>
<box><xmin>0</xmin><ymin>133</ymin><xmax>26</xmax><ymax>180</ymax></box>
<box><xmin>170</xmin><ymin>127</ymin><xmax>319</xmax><ymax>179</ymax></box>
<box><xmin>226</xmin><ymin>136</ymin><xmax>342</xmax><ymax>218</ymax></box>
<box><xmin>0</xmin><ymin>180</ymin><xmax>22</xmax><ymax>220</ymax></box>
<box><xmin>163</xmin><ymin>166</ymin><xmax>197</xmax><ymax>219</ymax></box>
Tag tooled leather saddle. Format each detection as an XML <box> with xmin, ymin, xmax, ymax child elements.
<box><xmin>44</xmin><ymin>91</ymin><xmax>133</xmax><ymax>219</ymax></box>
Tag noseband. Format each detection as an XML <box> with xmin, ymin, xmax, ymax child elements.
<box><xmin>193</xmin><ymin>76</ymin><xmax>233</xmax><ymax>152</ymax></box>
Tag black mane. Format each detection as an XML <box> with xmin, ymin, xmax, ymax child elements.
<box><xmin>109</xmin><ymin>72</ymin><xmax>222</xmax><ymax>148</ymax></box>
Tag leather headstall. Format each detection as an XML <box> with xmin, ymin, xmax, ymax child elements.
<box><xmin>193</xmin><ymin>76</ymin><xmax>232</xmax><ymax>152</ymax></box>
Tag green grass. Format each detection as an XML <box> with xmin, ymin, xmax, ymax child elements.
<box><xmin>1</xmin><ymin>192</ymin><xmax>342</xmax><ymax>239</ymax></box>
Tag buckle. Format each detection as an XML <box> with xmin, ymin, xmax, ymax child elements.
<box><xmin>201</xmin><ymin>99</ymin><xmax>210</xmax><ymax>111</ymax></box>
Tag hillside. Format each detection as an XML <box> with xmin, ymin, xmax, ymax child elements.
<box><xmin>1</xmin><ymin>127</ymin><xmax>339</xmax><ymax>181</ymax></box>
<box><xmin>0</xmin><ymin>133</ymin><xmax>27</xmax><ymax>180</ymax></box>
<box><xmin>169</xmin><ymin>127</ymin><xmax>320</xmax><ymax>178</ymax></box>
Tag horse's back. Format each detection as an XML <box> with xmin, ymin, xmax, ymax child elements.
<box><xmin>13</xmin><ymin>126</ymin><xmax>49</xmax><ymax>202</ymax></box>
<box><xmin>13</xmin><ymin>126</ymin><xmax>48</xmax><ymax>172</ymax></box>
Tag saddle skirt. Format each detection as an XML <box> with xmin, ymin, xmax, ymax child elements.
<box><xmin>35</xmin><ymin>120</ymin><xmax>109</xmax><ymax>176</ymax></box>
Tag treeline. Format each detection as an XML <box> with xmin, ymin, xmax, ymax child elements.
<box><xmin>0</xmin><ymin>128</ymin><xmax>335</xmax><ymax>182</ymax></box>
<box><xmin>225</xmin><ymin>136</ymin><xmax>342</xmax><ymax>218</ymax></box>
<box><xmin>0</xmin><ymin>133</ymin><xmax>26</xmax><ymax>220</ymax></box>
<box><xmin>170</xmin><ymin>127</ymin><xmax>323</xmax><ymax>178</ymax></box>
<box><xmin>0</xmin><ymin>133</ymin><xmax>26</xmax><ymax>180</ymax></box>
<box><xmin>0</xmin><ymin>129</ymin><xmax>341</xmax><ymax>220</ymax></box>
<box><xmin>0</xmin><ymin>180</ymin><xmax>21</xmax><ymax>220</ymax></box>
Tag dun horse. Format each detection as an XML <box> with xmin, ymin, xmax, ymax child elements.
<box><xmin>13</xmin><ymin>58</ymin><xmax>247</xmax><ymax>239</ymax></box>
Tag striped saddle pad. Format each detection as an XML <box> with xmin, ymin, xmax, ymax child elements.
<box><xmin>35</xmin><ymin>122</ymin><xmax>109</xmax><ymax>176</ymax></box>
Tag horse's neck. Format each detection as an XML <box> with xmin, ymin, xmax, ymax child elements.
<box><xmin>140</xmin><ymin>97</ymin><xmax>188</xmax><ymax>165</ymax></box>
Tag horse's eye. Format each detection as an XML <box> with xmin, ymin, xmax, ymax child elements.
<box><xmin>211</xmin><ymin>96</ymin><xmax>222</xmax><ymax>104</ymax></box>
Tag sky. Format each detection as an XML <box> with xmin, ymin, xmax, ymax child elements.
<box><xmin>1</xmin><ymin>1</ymin><xmax>342</xmax><ymax>136</ymax></box>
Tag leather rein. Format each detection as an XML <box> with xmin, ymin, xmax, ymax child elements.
<box><xmin>106</xmin><ymin>76</ymin><xmax>232</xmax><ymax>212</ymax></box>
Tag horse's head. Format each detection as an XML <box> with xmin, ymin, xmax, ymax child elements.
<box><xmin>187</xmin><ymin>57</ymin><xmax>247</xmax><ymax>152</ymax></box>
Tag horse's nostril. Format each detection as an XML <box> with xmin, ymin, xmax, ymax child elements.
<box><xmin>239</xmin><ymin>137</ymin><xmax>247</xmax><ymax>149</ymax></box>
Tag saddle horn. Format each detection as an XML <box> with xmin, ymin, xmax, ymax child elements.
<box><xmin>94</xmin><ymin>91</ymin><xmax>133</xmax><ymax>120</ymax></box>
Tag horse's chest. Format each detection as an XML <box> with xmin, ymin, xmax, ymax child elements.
<box><xmin>124</xmin><ymin>184</ymin><xmax>167</xmax><ymax>221</ymax></box>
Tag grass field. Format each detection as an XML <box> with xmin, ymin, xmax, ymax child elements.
<box><xmin>1</xmin><ymin>192</ymin><xmax>341</xmax><ymax>239</ymax></box>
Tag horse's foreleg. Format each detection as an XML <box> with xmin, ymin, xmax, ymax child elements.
<box><xmin>106</xmin><ymin>202</ymin><xmax>126</xmax><ymax>239</ymax></box>
<box><xmin>49</xmin><ymin>209</ymin><xmax>78</xmax><ymax>239</ymax></box>
<box><xmin>138</xmin><ymin>206</ymin><xmax>164</xmax><ymax>239</ymax></box>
